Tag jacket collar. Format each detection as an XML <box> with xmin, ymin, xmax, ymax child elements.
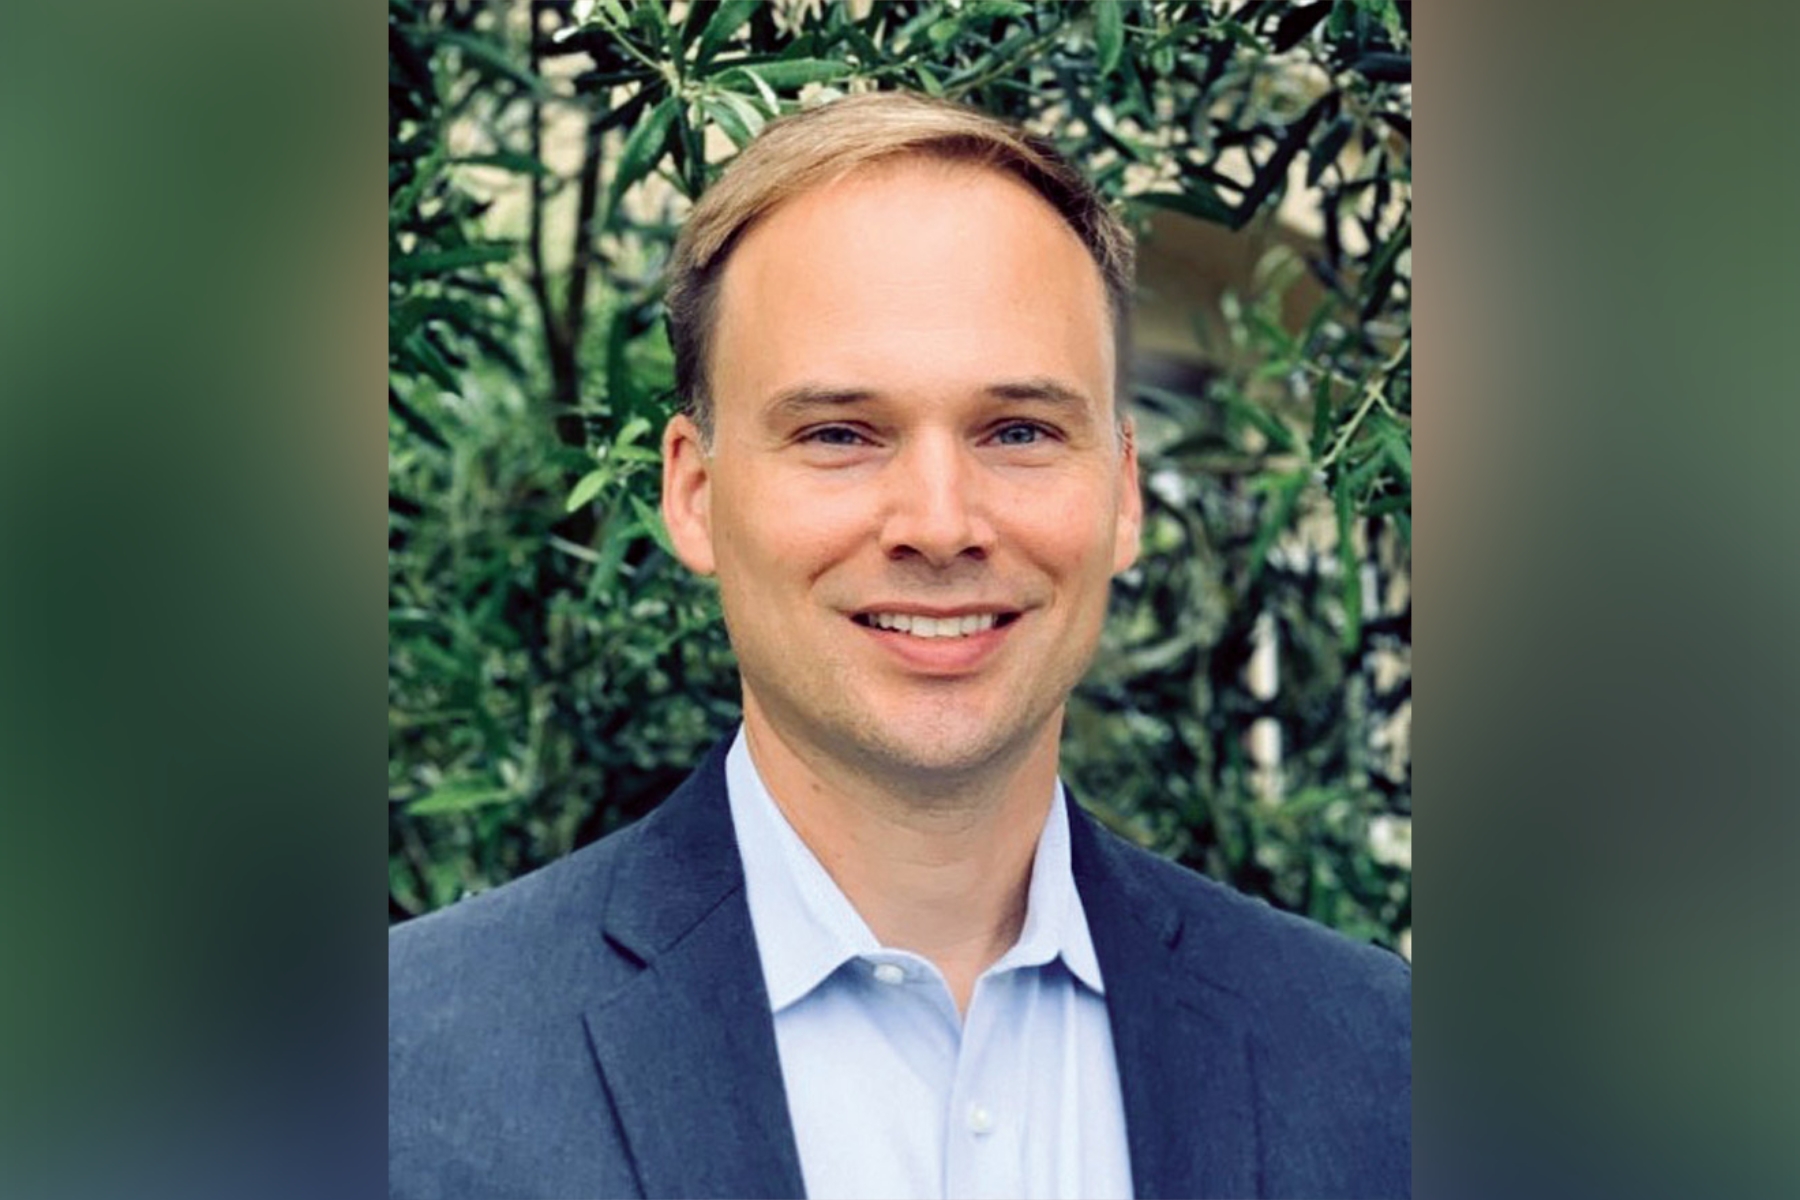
<box><xmin>1069</xmin><ymin>792</ymin><xmax>1265</xmax><ymax>1199</ymax></box>
<box><xmin>582</xmin><ymin>735</ymin><xmax>1264</xmax><ymax>1200</ymax></box>
<box><xmin>582</xmin><ymin>736</ymin><xmax>808</xmax><ymax>1199</ymax></box>
<box><xmin>723</xmin><ymin>727</ymin><xmax>1106</xmax><ymax>1011</ymax></box>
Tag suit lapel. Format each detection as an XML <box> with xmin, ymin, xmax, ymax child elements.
<box><xmin>582</xmin><ymin>741</ymin><xmax>807</xmax><ymax>1200</ymax></box>
<box><xmin>578</xmin><ymin>748</ymin><xmax>1266</xmax><ymax>1199</ymax></box>
<box><xmin>1070</xmin><ymin>799</ymin><xmax>1264</xmax><ymax>1200</ymax></box>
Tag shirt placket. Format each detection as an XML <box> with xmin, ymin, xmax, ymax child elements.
<box><xmin>942</xmin><ymin>970</ymin><xmax>1023</xmax><ymax>1200</ymax></box>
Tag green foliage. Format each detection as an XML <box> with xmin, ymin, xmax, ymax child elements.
<box><xmin>389</xmin><ymin>0</ymin><xmax>1411</xmax><ymax>951</ymax></box>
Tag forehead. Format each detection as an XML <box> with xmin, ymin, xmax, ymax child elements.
<box><xmin>708</xmin><ymin>158</ymin><xmax>1113</xmax><ymax>419</ymax></box>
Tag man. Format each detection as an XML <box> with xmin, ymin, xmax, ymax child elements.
<box><xmin>390</xmin><ymin>92</ymin><xmax>1410</xmax><ymax>1200</ymax></box>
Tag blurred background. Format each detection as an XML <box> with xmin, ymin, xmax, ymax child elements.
<box><xmin>7</xmin><ymin>1</ymin><xmax>1797</xmax><ymax>1197</ymax></box>
<box><xmin>388</xmin><ymin>0</ymin><xmax>1413</xmax><ymax>951</ymax></box>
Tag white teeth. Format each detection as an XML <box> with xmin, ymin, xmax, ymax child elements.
<box><xmin>866</xmin><ymin>613</ymin><xmax>999</xmax><ymax>638</ymax></box>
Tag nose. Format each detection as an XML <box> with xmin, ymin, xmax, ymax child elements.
<box><xmin>878</xmin><ymin>433</ymin><xmax>996</xmax><ymax>567</ymax></box>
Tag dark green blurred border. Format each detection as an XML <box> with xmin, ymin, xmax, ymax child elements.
<box><xmin>1</xmin><ymin>2</ymin><xmax>1796</xmax><ymax>1198</ymax></box>
<box><xmin>1418</xmin><ymin>4</ymin><xmax>1800</xmax><ymax>1197</ymax></box>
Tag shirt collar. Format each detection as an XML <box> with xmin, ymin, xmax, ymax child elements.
<box><xmin>724</xmin><ymin>726</ymin><xmax>1106</xmax><ymax>1013</ymax></box>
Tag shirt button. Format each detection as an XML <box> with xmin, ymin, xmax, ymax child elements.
<box><xmin>968</xmin><ymin>1104</ymin><xmax>994</xmax><ymax>1135</ymax></box>
<box><xmin>872</xmin><ymin>962</ymin><xmax>906</xmax><ymax>985</ymax></box>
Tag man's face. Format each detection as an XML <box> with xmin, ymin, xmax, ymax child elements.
<box><xmin>662</xmin><ymin>158</ymin><xmax>1140</xmax><ymax>782</ymax></box>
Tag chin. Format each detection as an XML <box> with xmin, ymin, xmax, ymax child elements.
<box><xmin>843</xmin><ymin>704</ymin><xmax>1045</xmax><ymax>784</ymax></box>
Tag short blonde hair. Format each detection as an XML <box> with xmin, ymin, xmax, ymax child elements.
<box><xmin>665</xmin><ymin>91</ymin><xmax>1135</xmax><ymax>438</ymax></box>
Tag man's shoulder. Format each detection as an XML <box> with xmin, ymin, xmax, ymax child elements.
<box><xmin>388</xmin><ymin>809</ymin><xmax>680</xmax><ymax>1199</ymax></box>
<box><xmin>388</xmin><ymin>816</ymin><xmax>648</xmax><ymax>1020</ymax></box>
<box><xmin>1085</xmin><ymin>816</ymin><xmax>1409</xmax><ymax>1012</ymax></box>
<box><xmin>1079</xmin><ymin>815</ymin><xmax>1409</xmax><ymax>1194</ymax></box>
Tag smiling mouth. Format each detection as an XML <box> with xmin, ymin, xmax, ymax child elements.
<box><xmin>851</xmin><ymin>611</ymin><xmax>1021</xmax><ymax>639</ymax></box>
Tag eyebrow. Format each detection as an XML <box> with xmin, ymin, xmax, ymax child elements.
<box><xmin>982</xmin><ymin>377</ymin><xmax>1094</xmax><ymax>412</ymax></box>
<box><xmin>763</xmin><ymin>377</ymin><xmax>1096</xmax><ymax>423</ymax></box>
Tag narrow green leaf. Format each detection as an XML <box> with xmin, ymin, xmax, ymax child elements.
<box><xmin>389</xmin><ymin>295</ymin><xmax>491</xmax><ymax>347</ymax></box>
<box><xmin>390</xmin><ymin>243</ymin><xmax>515</xmax><ymax>278</ymax></box>
<box><xmin>1218</xmin><ymin>387</ymin><xmax>1296</xmax><ymax>453</ymax></box>
<box><xmin>1239</xmin><ymin>92</ymin><xmax>1334</xmax><ymax>217</ymax></box>
<box><xmin>607</xmin><ymin>95</ymin><xmax>678</xmax><ymax>215</ymax></box>
<box><xmin>1308</xmin><ymin>372</ymin><xmax>1334</xmax><ymax>461</ymax></box>
<box><xmin>1306</xmin><ymin>116</ymin><xmax>1354</xmax><ymax>188</ymax></box>
<box><xmin>586</xmin><ymin>519</ymin><xmax>635</xmax><ymax>603</ymax></box>
<box><xmin>632</xmin><ymin>0</ymin><xmax>670</xmax><ymax>40</ymax></box>
<box><xmin>1135</xmin><ymin>186</ymin><xmax>1241</xmax><ymax>229</ymax></box>
<box><xmin>1379</xmin><ymin>424</ymin><xmax>1411</xmax><ymax>483</ymax></box>
<box><xmin>1327</xmin><ymin>0</ymin><xmax>1351</xmax><ymax>38</ymax></box>
<box><xmin>630</xmin><ymin>494</ymin><xmax>676</xmax><ymax>556</ymax></box>
<box><xmin>718</xmin><ymin>89</ymin><xmax>767</xmax><ymax>139</ymax></box>
<box><xmin>1334</xmin><ymin>475</ymin><xmax>1363</xmax><ymax>652</ymax></box>
<box><xmin>1096</xmin><ymin>1</ymin><xmax>1125</xmax><ymax>77</ymax></box>
<box><xmin>618</xmin><ymin>415</ymin><xmax>652</xmax><ymax>446</ymax></box>
<box><xmin>450</xmin><ymin>150</ymin><xmax>550</xmax><ymax>176</ymax></box>
<box><xmin>387</xmin><ymin>297</ymin><xmax>434</xmax><ymax>345</ymax></box>
<box><xmin>967</xmin><ymin>1</ymin><xmax>1031</xmax><ymax>19</ymax></box>
<box><xmin>1121</xmin><ymin>627</ymin><xmax>1203</xmax><ymax>675</ymax></box>
<box><xmin>1246</xmin><ymin>310</ymin><xmax>1297</xmax><ymax>359</ymax></box>
<box><xmin>389</xmin><ymin>385</ymin><xmax>448</xmax><ymax>450</ymax></box>
<box><xmin>705</xmin><ymin>89</ymin><xmax>770</xmax><ymax>149</ymax></box>
<box><xmin>915</xmin><ymin>62</ymin><xmax>945</xmax><ymax>97</ymax></box>
<box><xmin>700</xmin><ymin>96</ymin><xmax>748</xmax><ymax>148</ymax></box>
<box><xmin>566</xmin><ymin>468</ymin><xmax>610</xmax><ymax>513</ymax></box>
<box><xmin>715</xmin><ymin>63</ymin><xmax>780</xmax><ymax>115</ymax></box>
<box><xmin>406</xmin><ymin>781</ymin><xmax>512</xmax><ymax>816</ymax></box>
<box><xmin>1118</xmin><ymin>39</ymin><xmax>1155</xmax><ymax>118</ymax></box>
<box><xmin>1343</xmin><ymin>450</ymin><xmax>1385</xmax><ymax>497</ymax></box>
<box><xmin>432</xmin><ymin>30</ymin><xmax>543</xmax><ymax>95</ymax></box>
<box><xmin>387</xmin><ymin>140</ymin><xmax>446</xmax><ymax>227</ymax></box>
<box><xmin>602</xmin><ymin>305</ymin><xmax>638</xmax><ymax>416</ymax></box>
<box><xmin>718</xmin><ymin>58</ymin><xmax>851</xmax><ymax>92</ymax></box>
<box><xmin>1359</xmin><ymin>0</ymin><xmax>1408</xmax><ymax>45</ymax></box>
<box><xmin>1247</xmin><ymin>471</ymin><xmax>1307</xmax><ymax>583</ymax></box>
<box><xmin>1360</xmin><ymin>220</ymin><xmax>1411</xmax><ymax>320</ymax></box>
<box><xmin>696</xmin><ymin>0</ymin><xmax>759</xmax><ymax>67</ymax></box>
<box><xmin>402</xmin><ymin>331</ymin><xmax>461</xmax><ymax>395</ymax></box>
<box><xmin>1297</xmin><ymin>294</ymin><xmax>1334</xmax><ymax>355</ymax></box>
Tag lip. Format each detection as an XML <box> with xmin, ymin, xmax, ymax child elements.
<box><xmin>849</xmin><ymin>607</ymin><xmax>1021</xmax><ymax>675</ymax></box>
<box><xmin>850</xmin><ymin>604</ymin><xmax>1019</xmax><ymax>619</ymax></box>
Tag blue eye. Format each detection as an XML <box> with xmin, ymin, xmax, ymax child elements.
<box><xmin>804</xmin><ymin>426</ymin><xmax>867</xmax><ymax>446</ymax></box>
<box><xmin>993</xmin><ymin>423</ymin><xmax>1047</xmax><ymax>446</ymax></box>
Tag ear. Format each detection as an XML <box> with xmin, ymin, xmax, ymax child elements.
<box><xmin>1112</xmin><ymin>417</ymin><xmax>1143</xmax><ymax>576</ymax></box>
<box><xmin>661</xmin><ymin>412</ymin><xmax>717</xmax><ymax>576</ymax></box>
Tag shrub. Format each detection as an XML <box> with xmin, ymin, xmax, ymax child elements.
<box><xmin>389</xmin><ymin>0</ymin><xmax>1412</xmax><ymax>951</ymax></box>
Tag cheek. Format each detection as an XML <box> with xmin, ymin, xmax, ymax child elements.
<box><xmin>1010</xmin><ymin>479</ymin><xmax>1123</xmax><ymax>574</ymax></box>
<box><xmin>712</xmin><ymin>474</ymin><xmax>876</xmax><ymax>588</ymax></box>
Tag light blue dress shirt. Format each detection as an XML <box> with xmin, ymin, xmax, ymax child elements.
<box><xmin>725</xmin><ymin>730</ymin><xmax>1134</xmax><ymax>1200</ymax></box>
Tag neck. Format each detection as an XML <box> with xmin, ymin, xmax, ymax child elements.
<box><xmin>741</xmin><ymin>700</ymin><xmax>1062</xmax><ymax>1014</ymax></box>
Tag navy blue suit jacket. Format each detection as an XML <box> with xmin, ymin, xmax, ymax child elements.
<box><xmin>389</xmin><ymin>738</ymin><xmax>1410</xmax><ymax>1198</ymax></box>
